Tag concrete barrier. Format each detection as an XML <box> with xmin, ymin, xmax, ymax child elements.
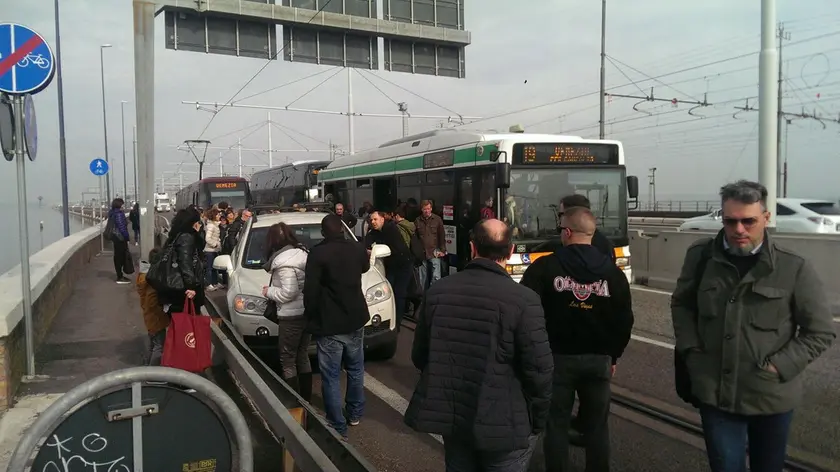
<box><xmin>0</xmin><ymin>224</ymin><xmax>104</xmax><ymax>411</ymax></box>
<box><xmin>631</xmin><ymin>230</ymin><xmax>840</xmax><ymax>314</ymax></box>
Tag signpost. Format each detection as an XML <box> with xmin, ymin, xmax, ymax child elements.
<box><xmin>90</xmin><ymin>158</ymin><xmax>110</xmax><ymax>254</ymax></box>
<box><xmin>0</xmin><ymin>23</ymin><xmax>55</xmax><ymax>379</ymax></box>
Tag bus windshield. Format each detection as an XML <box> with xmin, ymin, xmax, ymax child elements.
<box><xmin>209</xmin><ymin>190</ymin><xmax>247</xmax><ymax>210</ymax></box>
<box><xmin>504</xmin><ymin>168</ymin><xmax>626</xmax><ymax>241</ymax></box>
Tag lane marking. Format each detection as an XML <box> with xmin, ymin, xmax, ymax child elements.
<box><xmin>631</xmin><ymin>334</ymin><xmax>675</xmax><ymax>350</ymax></box>
<box><xmin>631</xmin><ymin>285</ymin><xmax>672</xmax><ymax>296</ymax></box>
<box><xmin>363</xmin><ymin>372</ymin><xmax>443</xmax><ymax>445</ymax></box>
<box><xmin>630</xmin><ymin>286</ymin><xmax>840</xmax><ymax>323</ymax></box>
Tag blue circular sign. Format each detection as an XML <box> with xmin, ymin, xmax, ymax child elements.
<box><xmin>90</xmin><ymin>158</ymin><xmax>109</xmax><ymax>176</ymax></box>
<box><xmin>0</xmin><ymin>23</ymin><xmax>56</xmax><ymax>95</ymax></box>
<box><xmin>23</xmin><ymin>94</ymin><xmax>35</xmax><ymax>161</ymax></box>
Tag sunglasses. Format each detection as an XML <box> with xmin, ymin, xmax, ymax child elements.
<box><xmin>722</xmin><ymin>217</ymin><xmax>760</xmax><ymax>228</ymax></box>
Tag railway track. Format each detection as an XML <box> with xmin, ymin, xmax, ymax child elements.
<box><xmin>400</xmin><ymin>317</ymin><xmax>831</xmax><ymax>472</ymax></box>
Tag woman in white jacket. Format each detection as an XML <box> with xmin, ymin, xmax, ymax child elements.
<box><xmin>261</xmin><ymin>222</ymin><xmax>312</xmax><ymax>401</ymax></box>
<box><xmin>204</xmin><ymin>208</ymin><xmax>223</xmax><ymax>291</ymax></box>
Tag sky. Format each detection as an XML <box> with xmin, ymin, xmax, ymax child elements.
<box><xmin>1</xmin><ymin>0</ymin><xmax>839</xmax><ymax>209</ymax></box>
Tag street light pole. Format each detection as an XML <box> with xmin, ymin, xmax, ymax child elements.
<box><xmin>53</xmin><ymin>0</ymin><xmax>70</xmax><ymax>236</ymax></box>
<box><xmin>99</xmin><ymin>44</ymin><xmax>113</xmax><ymax>202</ymax></box>
<box><xmin>132</xmin><ymin>125</ymin><xmax>138</xmax><ymax>201</ymax></box>
<box><xmin>121</xmin><ymin>100</ymin><xmax>129</xmax><ymax>199</ymax></box>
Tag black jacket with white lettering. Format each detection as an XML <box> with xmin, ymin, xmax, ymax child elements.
<box><xmin>520</xmin><ymin>243</ymin><xmax>634</xmax><ymax>364</ymax></box>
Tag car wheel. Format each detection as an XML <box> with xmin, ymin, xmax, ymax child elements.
<box><xmin>372</xmin><ymin>339</ymin><xmax>398</xmax><ymax>361</ymax></box>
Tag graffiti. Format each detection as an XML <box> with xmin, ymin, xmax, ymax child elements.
<box><xmin>41</xmin><ymin>433</ymin><xmax>131</xmax><ymax>472</ymax></box>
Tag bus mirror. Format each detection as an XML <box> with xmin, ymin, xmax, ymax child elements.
<box><xmin>626</xmin><ymin>175</ymin><xmax>639</xmax><ymax>199</ymax></box>
<box><xmin>496</xmin><ymin>163</ymin><xmax>511</xmax><ymax>189</ymax></box>
<box><xmin>489</xmin><ymin>150</ymin><xmax>505</xmax><ymax>162</ymax></box>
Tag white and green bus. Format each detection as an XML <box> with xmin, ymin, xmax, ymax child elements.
<box><xmin>318</xmin><ymin>128</ymin><xmax>640</xmax><ymax>282</ymax></box>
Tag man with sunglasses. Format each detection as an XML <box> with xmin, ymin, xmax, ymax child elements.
<box><xmin>520</xmin><ymin>206</ymin><xmax>634</xmax><ymax>472</ymax></box>
<box><xmin>671</xmin><ymin>180</ymin><xmax>835</xmax><ymax>472</ymax></box>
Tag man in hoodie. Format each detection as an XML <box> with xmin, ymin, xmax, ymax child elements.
<box><xmin>520</xmin><ymin>206</ymin><xmax>634</xmax><ymax>472</ymax></box>
<box><xmin>366</xmin><ymin>210</ymin><xmax>413</xmax><ymax>331</ymax></box>
<box><xmin>304</xmin><ymin>214</ymin><xmax>371</xmax><ymax>439</ymax></box>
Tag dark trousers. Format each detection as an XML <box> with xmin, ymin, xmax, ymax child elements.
<box><xmin>699</xmin><ymin>405</ymin><xmax>793</xmax><ymax>472</ymax></box>
<box><xmin>544</xmin><ymin>354</ymin><xmax>612</xmax><ymax>472</ymax></box>
<box><xmin>443</xmin><ymin>434</ymin><xmax>538</xmax><ymax>472</ymax></box>
<box><xmin>277</xmin><ymin>317</ymin><xmax>311</xmax><ymax>379</ymax></box>
<box><xmin>113</xmin><ymin>238</ymin><xmax>129</xmax><ymax>278</ymax></box>
<box><xmin>386</xmin><ymin>264</ymin><xmax>412</xmax><ymax>331</ymax></box>
<box><xmin>205</xmin><ymin>252</ymin><xmax>218</xmax><ymax>286</ymax></box>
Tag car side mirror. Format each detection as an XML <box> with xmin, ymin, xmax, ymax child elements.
<box><xmin>371</xmin><ymin>243</ymin><xmax>391</xmax><ymax>259</ymax></box>
<box><xmin>213</xmin><ymin>254</ymin><xmax>233</xmax><ymax>273</ymax></box>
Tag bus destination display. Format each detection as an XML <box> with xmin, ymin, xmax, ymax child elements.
<box><xmin>214</xmin><ymin>181</ymin><xmax>242</xmax><ymax>189</ymax></box>
<box><xmin>514</xmin><ymin>143</ymin><xmax>618</xmax><ymax>165</ymax></box>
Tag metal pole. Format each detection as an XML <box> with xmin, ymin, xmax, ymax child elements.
<box><xmin>238</xmin><ymin>137</ymin><xmax>243</xmax><ymax>177</ymax></box>
<box><xmin>775</xmin><ymin>23</ymin><xmax>787</xmax><ymax>197</ymax></box>
<box><xmin>132</xmin><ymin>125</ymin><xmax>138</xmax><ymax>200</ymax></box>
<box><xmin>759</xmin><ymin>0</ymin><xmax>778</xmax><ymax>226</ymax></box>
<box><xmin>783</xmin><ymin>118</ymin><xmax>790</xmax><ymax>197</ymax></box>
<box><xmin>348</xmin><ymin>68</ymin><xmax>355</xmax><ymax>154</ymax></box>
<box><xmin>267</xmin><ymin>111</ymin><xmax>272</xmax><ymax>168</ymax></box>
<box><xmin>99</xmin><ymin>177</ymin><xmax>104</xmax><ymax>254</ymax></box>
<box><xmin>598</xmin><ymin>0</ymin><xmax>607</xmax><ymax>139</ymax></box>
<box><xmin>100</xmin><ymin>46</ymin><xmax>112</xmax><ymax>203</ymax></box>
<box><xmin>219</xmin><ymin>151</ymin><xmax>223</xmax><ymax>175</ymax></box>
<box><xmin>53</xmin><ymin>0</ymin><xmax>70</xmax><ymax>237</ymax></box>
<box><xmin>134</xmin><ymin>0</ymin><xmax>156</xmax><ymax>259</ymax></box>
<box><xmin>121</xmin><ymin>101</ymin><xmax>128</xmax><ymax>198</ymax></box>
<box><xmin>13</xmin><ymin>96</ymin><xmax>35</xmax><ymax>378</ymax></box>
<box><xmin>199</xmin><ymin>161</ymin><xmax>204</xmax><ymax>180</ymax></box>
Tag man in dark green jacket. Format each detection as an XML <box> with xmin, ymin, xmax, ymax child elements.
<box><xmin>671</xmin><ymin>180</ymin><xmax>835</xmax><ymax>472</ymax></box>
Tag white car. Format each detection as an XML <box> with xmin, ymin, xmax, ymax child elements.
<box><xmin>212</xmin><ymin>210</ymin><xmax>399</xmax><ymax>359</ymax></box>
<box><xmin>678</xmin><ymin>198</ymin><xmax>840</xmax><ymax>234</ymax></box>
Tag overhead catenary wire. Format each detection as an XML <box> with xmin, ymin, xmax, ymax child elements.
<box><xmin>194</xmin><ymin>0</ymin><xmax>337</xmax><ymax>139</ymax></box>
<box><xmin>358</xmin><ymin>68</ymin><xmax>464</xmax><ymax>118</ymax></box>
<box><xmin>285</xmin><ymin>67</ymin><xmax>345</xmax><ymax>108</ymax></box>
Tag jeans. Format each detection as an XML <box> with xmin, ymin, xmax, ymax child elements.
<box><xmin>386</xmin><ymin>265</ymin><xmax>412</xmax><ymax>330</ymax></box>
<box><xmin>443</xmin><ymin>434</ymin><xmax>538</xmax><ymax>472</ymax></box>
<box><xmin>699</xmin><ymin>405</ymin><xmax>793</xmax><ymax>472</ymax></box>
<box><xmin>419</xmin><ymin>257</ymin><xmax>442</xmax><ymax>290</ymax></box>
<box><xmin>544</xmin><ymin>354</ymin><xmax>612</xmax><ymax>472</ymax></box>
<box><xmin>147</xmin><ymin>329</ymin><xmax>166</xmax><ymax>366</ymax></box>
<box><xmin>205</xmin><ymin>252</ymin><xmax>218</xmax><ymax>286</ymax></box>
<box><xmin>113</xmin><ymin>238</ymin><xmax>129</xmax><ymax>278</ymax></box>
<box><xmin>277</xmin><ymin>318</ymin><xmax>311</xmax><ymax>379</ymax></box>
<box><xmin>316</xmin><ymin>328</ymin><xmax>365</xmax><ymax>436</ymax></box>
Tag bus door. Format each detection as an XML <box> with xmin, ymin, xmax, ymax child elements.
<box><xmin>451</xmin><ymin>169</ymin><xmax>481</xmax><ymax>272</ymax></box>
<box><xmin>373</xmin><ymin>178</ymin><xmax>397</xmax><ymax>211</ymax></box>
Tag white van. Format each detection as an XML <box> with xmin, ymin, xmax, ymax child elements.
<box><xmin>212</xmin><ymin>210</ymin><xmax>398</xmax><ymax>359</ymax></box>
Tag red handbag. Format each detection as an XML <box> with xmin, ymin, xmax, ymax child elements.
<box><xmin>161</xmin><ymin>297</ymin><xmax>212</xmax><ymax>373</ymax></box>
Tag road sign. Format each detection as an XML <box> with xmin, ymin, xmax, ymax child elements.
<box><xmin>90</xmin><ymin>158</ymin><xmax>109</xmax><ymax>176</ymax></box>
<box><xmin>0</xmin><ymin>93</ymin><xmax>12</xmax><ymax>161</ymax></box>
<box><xmin>0</xmin><ymin>23</ymin><xmax>56</xmax><ymax>95</ymax></box>
<box><xmin>22</xmin><ymin>94</ymin><xmax>35</xmax><ymax>161</ymax></box>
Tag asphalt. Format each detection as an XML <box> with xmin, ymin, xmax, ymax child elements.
<box><xmin>205</xmin><ymin>290</ymin><xmax>711</xmax><ymax>472</ymax></box>
<box><xmin>626</xmin><ymin>286</ymin><xmax>840</xmax><ymax>470</ymax></box>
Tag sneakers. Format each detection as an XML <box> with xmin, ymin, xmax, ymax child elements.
<box><xmin>349</xmin><ymin>419</ymin><xmax>360</xmax><ymax>426</ymax></box>
<box><xmin>116</xmin><ymin>277</ymin><xmax>131</xmax><ymax>285</ymax></box>
<box><xmin>205</xmin><ymin>284</ymin><xmax>218</xmax><ymax>292</ymax></box>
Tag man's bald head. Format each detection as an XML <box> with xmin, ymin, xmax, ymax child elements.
<box><xmin>561</xmin><ymin>206</ymin><xmax>596</xmax><ymax>240</ymax></box>
<box><xmin>471</xmin><ymin>219</ymin><xmax>513</xmax><ymax>263</ymax></box>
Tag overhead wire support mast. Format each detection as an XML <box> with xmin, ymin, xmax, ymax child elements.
<box><xmin>605</xmin><ymin>88</ymin><xmax>711</xmax><ymax>117</ymax></box>
<box><xmin>734</xmin><ymin>99</ymin><xmax>840</xmax><ymax>126</ymax></box>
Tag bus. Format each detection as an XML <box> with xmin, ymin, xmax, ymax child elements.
<box><xmin>175</xmin><ymin>176</ymin><xmax>252</xmax><ymax>211</ymax></box>
<box><xmin>250</xmin><ymin>160</ymin><xmax>330</xmax><ymax>206</ymax></box>
<box><xmin>318</xmin><ymin>128</ymin><xmax>640</xmax><ymax>282</ymax></box>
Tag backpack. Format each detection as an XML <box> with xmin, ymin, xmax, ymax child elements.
<box><xmin>397</xmin><ymin>223</ymin><xmax>426</xmax><ymax>267</ymax></box>
<box><xmin>673</xmin><ymin>238</ymin><xmax>713</xmax><ymax>408</ymax></box>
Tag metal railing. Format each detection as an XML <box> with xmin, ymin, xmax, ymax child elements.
<box><xmin>635</xmin><ymin>200</ymin><xmax>718</xmax><ymax>213</ymax></box>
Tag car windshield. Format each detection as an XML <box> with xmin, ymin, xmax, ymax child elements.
<box><xmin>504</xmin><ymin>168</ymin><xmax>626</xmax><ymax>241</ymax></box>
<box><xmin>241</xmin><ymin>222</ymin><xmax>353</xmax><ymax>269</ymax></box>
<box><xmin>801</xmin><ymin>202</ymin><xmax>840</xmax><ymax>215</ymax></box>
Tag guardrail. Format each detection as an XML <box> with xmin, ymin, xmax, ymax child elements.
<box><xmin>630</xmin><ymin>229</ymin><xmax>840</xmax><ymax>314</ymax></box>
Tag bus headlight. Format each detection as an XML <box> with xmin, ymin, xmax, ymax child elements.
<box><xmin>234</xmin><ymin>295</ymin><xmax>266</xmax><ymax>315</ymax></box>
<box><xmin>365</xmin><ymin>282</ymin><xmax>392</xmax><ymax>305</ymax></box>
<box><xmin>615</xmin><ymin>257</ymin><xmax>630</xmax><ymax>268</ymax></box>
<box><xmin>505</xmin><ymin>264</ymin><xmax>529</xmax><ymax>276</ymax></box>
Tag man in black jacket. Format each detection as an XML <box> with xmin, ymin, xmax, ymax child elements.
<box><xmin>536</xmin><ymin>194</ymin><xmax>616</xmax><ymax>263</ymax></box>
<box><xmin>303</xmin><ymin>214</ymin><xmax>370</xmax><ymax>440</ymax></box>
<box><xmin>365</xmin><ymin>210</ymin><xmax>412</xmax><ymax>331</ymax></box>
<box><xmin>405</xmin><ymin>219</ymin><xmax>553</xmax><ymax>472</ymax></box>
<box><xmin>520</xmin><ymin>206</ymin><xmax>634</xmax><ymax>472</ymax></box>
